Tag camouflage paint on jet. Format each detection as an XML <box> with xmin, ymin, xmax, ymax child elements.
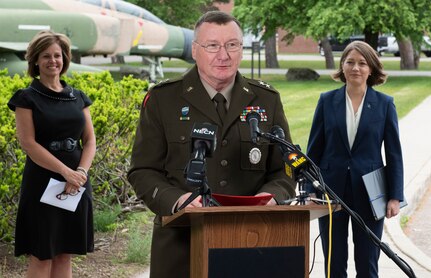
<box><xmin>0</xmin><ymin>0</ymin><xmax>194</xmax><ymax>77</ymax></box>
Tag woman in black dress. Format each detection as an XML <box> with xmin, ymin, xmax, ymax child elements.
<box><xmin>8</xmin><ymin>30</ymin><xmax>96</xmax><ymax>277</ymax></box>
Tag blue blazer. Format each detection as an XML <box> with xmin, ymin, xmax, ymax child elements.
<box><xmin>307</xmin><ymin>86</ymin><xmax>404</xmax><ymax>218</ymax></box>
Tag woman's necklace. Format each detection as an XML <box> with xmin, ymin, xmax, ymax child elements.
<box><xmin>30</xmin><ymin>85</ymin><xmax>77</xmax><ymax>101</ymax></box>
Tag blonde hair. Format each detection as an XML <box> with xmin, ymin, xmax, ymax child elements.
<box><xmin>25</xmin><ymin>30</ymin><xmax>72</xmax><ymax>77</ymax></box>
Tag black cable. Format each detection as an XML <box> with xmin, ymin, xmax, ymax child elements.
<box><xmin>259</xmin><ymin>130</ymin><xmax>417</xmax><ymax>278</ymax></box>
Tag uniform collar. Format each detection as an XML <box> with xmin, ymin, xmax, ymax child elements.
<box><xmin>200</xmin><ymin>78</ymin><xmax>234</xmax><ymax>109</ymax></box>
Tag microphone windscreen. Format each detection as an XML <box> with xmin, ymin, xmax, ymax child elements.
<box><xmin>245</xmin><ymin>111</ymin><xmax>261</xmax><ymax>123</ymax></box>
<box><xmin>270</xmin><ymin>125</ymin><xmax>285</xmax><ymax>140</ymax></box>
<box><xmin>190</xmin><ymin>123</ymin><xmax>218</xmax><ymax>157</ymax></box>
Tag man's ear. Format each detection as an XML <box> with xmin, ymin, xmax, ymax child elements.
<box><xmin>192</xmin><ymin>41</ymin><xmax>197</xmax><ymax>60</ymax></box>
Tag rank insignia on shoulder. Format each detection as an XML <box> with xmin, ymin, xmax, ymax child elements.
<box><xmin>247</xmin><ymin>79</ymin><xmax>278</xmax><ymax>94</ymax></box>
<box><xmin>258</xmin><ymin>80</ymin><xmax>271</xmax><ymax>88</ymax></box>
<box><xmin>159</xmin><ymin>78</ymin><xmax>170</xmax><ymax>84</ymax></box>
<box><xmin>151</xmin><ymin>77</ymin><xmax>181</xmax><ymax>89</ymax></box>
<box><xmin>240</xmin><ymin>106</ymin><xmax>268</xmax><ymax>122</ymax></box>
<box><xmin>152</xmin><ymin>79</ymin><xmax>170</xmax><ymax>88</ymax></box>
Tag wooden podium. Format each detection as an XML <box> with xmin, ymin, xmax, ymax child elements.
<box><xmin>163</xmin><ymin>204</ymin><xmax>331</xmax><ymax>278</ymax></box>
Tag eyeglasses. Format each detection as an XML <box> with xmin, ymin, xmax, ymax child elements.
<box><xmin>194</xmin><ymin>41</ymin><xmax>243</xmax><ymax>53</ymax></box>
<box><xmin>56</xmin><ymin>190</ymin><xmax>80</xmax><ymax>200</ymax></box>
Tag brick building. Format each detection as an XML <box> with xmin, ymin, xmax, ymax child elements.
<box><xmin>213</xmin><ymin>1</ymin><xmax>319</xmax><ymax>54</ymax></box>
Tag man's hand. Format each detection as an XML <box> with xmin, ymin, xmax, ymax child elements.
<box><xmin>176</xmin><ymin>192</ymin><xmax>203</xmax><ymax>210</ymax></box>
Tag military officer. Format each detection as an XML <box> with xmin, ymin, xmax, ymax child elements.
<box><xmin>128</xmin><ymin>11</ymin><xmax>296</xmax><ymax>278</ymax></box>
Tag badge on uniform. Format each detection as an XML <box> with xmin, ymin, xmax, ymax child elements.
<box><xmin>180</xmin><ymin>106</ymin><xmax>190</xmax><ymax>121</ymax></box>
<box><xmin>240</xmin><ymin>106</ymin><xmax>268</xmax><ymax>122</ymax></box>
<box><xmin>249</xmin><ymin>147</ymin><xmax>262</xmax><ymax>164</ymax></box>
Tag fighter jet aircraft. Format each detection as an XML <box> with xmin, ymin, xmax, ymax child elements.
<box><xmin>0</xmin><ymin>0</ymin><xmax>194</xmax><ymax>80</ymax></box>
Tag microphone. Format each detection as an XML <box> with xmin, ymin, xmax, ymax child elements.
<box><xmin>270</xmin><ymin>125</ymin><xmax>289</xmax><ymax>154</ymax></box>
<box><xmin>246</xmin><ymin>111</ymin><xmax>261</xmax><ymax>143</ymax></box>
<box><xmin>270</xmin><ymin>125</ymin><xmax>295</xmax><ymax>178</ymax></box>
<box><xmin>268</xmin><ymin>125</ymin><xmax>309</xmax><ymax>176</ymax></box>
<box><xmin>283</xmin><ymin>146</ymin><xmax>308</xmax><ymax>176</ymax></box>
<box><xmin>267</xmin><ymin>125</ymin><xmax>326</xmax><ymax>202</ymax></box>
<box><xmin>190</xmin><ymin>123</ymin><xmax>217</xmax><ymax>158</ymax></box>
<box><xmin>184</xmin><ymin>123</ymin><xmax>218</xmax><ymax>188</ymax></box>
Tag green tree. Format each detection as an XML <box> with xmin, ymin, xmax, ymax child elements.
<box><xmin>234</xmin><ymin>0</ymin><xmax>431</xmax><ymax>70</ymax></box>
<box><xmin>128</xmin><ymin>0</ymin><xmax>229</xmax><ymax>29</ymax></box>
<box><xmin>353</xmin><ymin>0</ymin><xmax>431</xmax><ymax>69</ymax></box>
<box><xmin>233</xmin><ymin>0</ymin><xmax>322</xmax><ymax>68</ymax></box>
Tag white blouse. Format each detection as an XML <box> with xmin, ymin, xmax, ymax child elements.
<box><xmin>345</xmin><ymin>89</ymin><xmax>366</xmax><ymax>149</ymax></box>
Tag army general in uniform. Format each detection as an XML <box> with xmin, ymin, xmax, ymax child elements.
<box><xmin>128</xmin><ymin>11</ymin><xmax>296</xmax><ymax>278</ymax></box>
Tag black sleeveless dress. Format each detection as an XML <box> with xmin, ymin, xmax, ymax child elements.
<box><xmin>8</xmin><ymin>79</ymin><xmax>94</xmax><ymax>260</ymax></box>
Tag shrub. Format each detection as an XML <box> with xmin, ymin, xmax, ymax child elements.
<box><xmin>0</xmin><ymin>70</ymin><xmax>148</xmax><ymax>241</ymax></box>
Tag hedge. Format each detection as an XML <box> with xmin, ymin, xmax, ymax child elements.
<box><xmin>0</xmin><ymin>69</ymin><xmax>148</xmax><ymax>241</ymax></box>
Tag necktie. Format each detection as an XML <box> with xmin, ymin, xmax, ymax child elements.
<box><xmin>213</xmin><ymin>93</ymin><xmax>227</xmax><ymax>123</ymax></box>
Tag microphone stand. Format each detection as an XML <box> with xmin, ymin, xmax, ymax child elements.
<box><xmin>177</xmin><ymin>149</ymin><xmax>220</xmax><ymax>212</ymax></box>
<box><xmin>259</xmin><ymin>131</ymin><xmax>330</xmax><ymax>205</ymax></box>
<box><xmin>281</xmin><ymin>171</ymin><xmax>332</xmax><ymax>205</ymax></box>
<box><xmin>258</xmin><ymin>130</ymin><xmax>417</xmax><ymax>278</ymax></box>
<box><xmin>177</xmin><ymin>176</ymin><xmax>220</xmax><ymax>211</ymax></box>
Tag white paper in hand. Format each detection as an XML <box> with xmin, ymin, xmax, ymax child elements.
<box><xmin>40</xmin><ymin>178</ymin><xmax>85</xmax><ymax>212</ymax></box>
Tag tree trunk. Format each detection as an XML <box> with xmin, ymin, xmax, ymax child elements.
<box><xmin>398</xmin><ymin>38</ymin><xmax>416</xmax><ymax>69</ymax></box>
<box><xmin>364</xmin><ymin>29</ymin><xmax>379</xmax><ymax>51</ymax></box>
<box><xmin>413</xmin><ymin>49</ymin><xmax>420</xmax><ymax>69</ymax></box>
<box><xmin>264</xmin><ymin>34</ymin><xmax>279</xmax><ymax>68</ymax></box>
<box><xmin>321</xmin><ymin>37</ymin><xmax>335</xmax><ymax>69</ymax></box>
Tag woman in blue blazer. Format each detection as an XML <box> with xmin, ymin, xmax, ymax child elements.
<box><xmin>307</xmin><ymin>41</ymin><xmax>404</xmax><ymax>278</ymax></box>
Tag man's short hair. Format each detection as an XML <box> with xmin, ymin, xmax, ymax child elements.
<box><xmin>194</xmin><ymin>11</ymin><xmax>242</xmax><ymax>39</ymax></box>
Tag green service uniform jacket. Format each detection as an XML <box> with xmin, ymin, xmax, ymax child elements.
<box><xmin>128</xmin><ymin>66</ymin><xmax>296</xmax><ymax>278</ymax></box>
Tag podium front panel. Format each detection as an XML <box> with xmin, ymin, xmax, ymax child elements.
<box><xmin>208</xmin><ymin>246</ymin><xmax>305</xmax><ymax>278</ymax></box>
<box><xmin>190</xmin><ymin>211</ymin><xmax>310</xmax><ymax>278</ymax></box>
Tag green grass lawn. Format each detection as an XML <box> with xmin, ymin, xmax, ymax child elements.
<box><xmin>263</xmin><ymin>75</ymin><xmax>431</xmax><ymax>149</ymax></box>
<box><xmin>114</xmin><ymin>55</ymin><xmax>431</xmax><ymax>149</ymax></box>
<box><xmin>160</xmin><ymin>72</ymin><xmax>430</xmax><ymax>150</ymax></box>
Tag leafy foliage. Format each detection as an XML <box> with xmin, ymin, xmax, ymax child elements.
<box><xmin>0</xmin><ymin>72</ymin><xmax>31</xmax><ymax>242</ymax></box>
<box><xmin>234</xmin><ymin>0</ymin><xmax>431</xmax><ymax>43</ymax></box>
<box><xmin>128</xmin><ymin>0</ymin><xmax>230</xmax><ymax>29</ymax></box>
<box><xmin>0</xmin><ymin>71</ymin><xmax>148</xmax><ymax>242</ymax></box>
<box><xmin>234</xmin><ymin>0</ymin><xmax>431</xmax><ymax>69</ymax></box>
<box><xmin>64</xmin><ymin>72</ymin><xmax>148</xmax><ymax>204</ymax></box>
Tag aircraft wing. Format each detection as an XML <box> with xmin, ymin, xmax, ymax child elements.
<box><xmin>0</xmin><ymin>42</ymin><xmax>79</xmax><ymax>53</ymax></box>
<box><xmin>0</xmin><ymin>42</ymin><xmax>28</xmax><ymax>52</ymax></box>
